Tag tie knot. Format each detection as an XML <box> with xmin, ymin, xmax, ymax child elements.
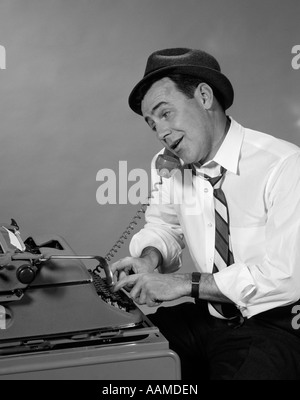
<box><xmin>205</xmin><ymin>166</ymin><xmax>226</xmax><ymax>188</ymax></box>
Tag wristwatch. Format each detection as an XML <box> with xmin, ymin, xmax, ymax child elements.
<box><xmin>191</xmin><ymin>272</ymin><xmax>201</xmax><ymax>298</ymax></box>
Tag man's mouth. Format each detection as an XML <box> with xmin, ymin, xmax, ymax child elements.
<box><xmin>170</xmin><ymin>137</ymin><xmax>183</xmax><ymax>151</ymax></box>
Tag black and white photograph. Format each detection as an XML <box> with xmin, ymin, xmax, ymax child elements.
<box><xmin>0</xmin><ymin>0</ymin><xmax>299</xmax><ymax>382</ymax></box>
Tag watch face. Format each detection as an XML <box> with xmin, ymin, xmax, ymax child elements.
<box><xmin>192</xmin><ymin>272</ymin><xmax>201</xmax><ymax>282</ymax></box>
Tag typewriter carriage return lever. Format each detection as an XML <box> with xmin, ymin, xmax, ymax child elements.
<box><xmin>37</xmin><ymin>254</ymin><xmax>114</xmax><ymax>286</ymax></box>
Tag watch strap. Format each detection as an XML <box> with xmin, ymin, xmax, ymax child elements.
<box><xmin>191</xmin><ymin>272</ymin><xmax>201</xmax><ymax>298</ymax></box>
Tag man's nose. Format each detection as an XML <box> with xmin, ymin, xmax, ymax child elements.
<box><xmin>156</xmin><ymin>123</ymin><xmax>171</xmax><ymax>142</ymax></box>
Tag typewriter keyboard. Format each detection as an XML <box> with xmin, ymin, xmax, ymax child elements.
<box><xmin>90</xmin><ymin>270</ymin><xmax>136</xmax><ymax>313</ymax></box>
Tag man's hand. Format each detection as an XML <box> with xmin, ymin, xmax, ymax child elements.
<box><xmin>113</xmin><ymin>272</ymin><xmax>191</xmax><ymax>307</ymax></box>
<box><xmin>110</xmin><ymin>247</ymin><xmax>163</xmax><ymax>290</ymax></box>
<box><xmin>110</xmin><ymin>257</ymin><xmax>155</xmax><ymax>290</ymax></box>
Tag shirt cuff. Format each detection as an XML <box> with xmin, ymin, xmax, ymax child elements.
<box><xmin>213</xmin><ymin>263</ymin><xmax>257</xmax><ymax>311</ymax></box>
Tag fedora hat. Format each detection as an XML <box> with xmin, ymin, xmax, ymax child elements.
<box><xmin>128</xmin><ymin>48</ymin><xmax>234</xmax><ymax>115</ymax></box>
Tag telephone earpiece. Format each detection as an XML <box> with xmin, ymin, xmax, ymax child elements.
<box><xmin>155</xmin><ymin>149</ymin><xmax>181</xmax><ymax>179</ymax></box>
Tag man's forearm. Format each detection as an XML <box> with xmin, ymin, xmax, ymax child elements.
<box><xmin>198</xmin><ymin>273</ymin><xmax>233</xmax><ymax>303</ymax></box>
<box><xmin>139</xmin><ymin>249</ymin><xmax>233</xmax><ymax>304</ymax></box>
<box><xmin>140</xmin><ymin>246</ymin><xmax>163</xmax><ymax>271</ymax></box>
<box><xmin>180</xmin><ymin>272</ymin><xmax>234</xmax><ymax>303</ymax></box>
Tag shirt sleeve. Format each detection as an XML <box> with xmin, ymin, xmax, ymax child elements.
<box><xmin>129</xmin><ymin>153</ymin><xmax>185</xmax><ymax>273</ymax></box>
<box><xmin>214</xmin><ymin>152</ymin><xmax>300</xmax><ymax>317</ymax></box>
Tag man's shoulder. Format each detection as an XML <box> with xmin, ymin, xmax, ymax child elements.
<box><xmin>241</xmin><ymin>122</ymin><xmax>300</xmax><ymax>161</ymax></box>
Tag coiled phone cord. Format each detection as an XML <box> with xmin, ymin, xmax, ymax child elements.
<box><xmin>104</xmin><ymin>178</ymin><xmax>163</xmax><ymax>262</ymax></box>
<box><xmin>103</xmin><ymin>152</ymin><xmax>180</xmax><ymax>263</ymax></box>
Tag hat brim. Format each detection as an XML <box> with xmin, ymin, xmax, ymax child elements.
<box><xmin>128</xmin><ymin>65</ymin><xmax>234</xmax><ymax>115</ymax></box>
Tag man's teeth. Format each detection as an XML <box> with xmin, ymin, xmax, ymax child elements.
<box><xmin>172</xmin><ymin>138</ymin><xmax>182</xmax><ymax>149</ymax></box>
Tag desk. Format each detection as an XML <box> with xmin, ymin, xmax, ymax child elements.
<box><xmin>0</xmin><ymin>326</ymin><xmax>181</xmax><ymax>380</ymax></box>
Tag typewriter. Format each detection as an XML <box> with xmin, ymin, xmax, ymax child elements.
<box><xmin>0</xmin><ymin>220</ymin><xmax>148</xmax><ymax>356</ymax></box>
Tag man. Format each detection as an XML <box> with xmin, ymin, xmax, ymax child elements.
<box><xmin>111</xmin><ymin>48</ymin><xmax>300</xmax><ymax>380</ymax></box>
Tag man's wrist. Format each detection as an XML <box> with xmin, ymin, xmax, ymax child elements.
<box><xmin>140</xmin><ymin>246</ymin><xmax>163</xmax><ymax>270</ymax></box>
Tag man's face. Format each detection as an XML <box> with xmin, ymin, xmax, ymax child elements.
<box><xmin>141</xmin><ymin>77</ymin><xmax>214</xmax><ymax>165</ymax></box>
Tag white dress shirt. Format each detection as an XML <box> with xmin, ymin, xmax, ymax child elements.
<box><xmin>129</xmin><ymin>117</ymin><xmax>300</xmax><ymax>319</ymax></box>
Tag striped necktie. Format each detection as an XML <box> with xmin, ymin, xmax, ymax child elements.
<box><xmin>206</xmin><ymin>167</ymin><xmax>239</xmax><ymax>319</ymax></box>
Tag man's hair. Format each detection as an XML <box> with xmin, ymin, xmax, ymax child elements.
<box><xmin>138</xmin><ymin>73</ymin><xmax>225</xmax><ymax>110</ymax></box>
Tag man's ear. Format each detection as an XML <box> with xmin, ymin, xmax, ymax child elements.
<box><xmin>194</xmin><ymin>82</ymin><xmax>214</xmax><ymax>109</ymax></box>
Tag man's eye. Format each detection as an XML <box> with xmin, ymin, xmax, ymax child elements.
<box><xmin>162</xmin><ymin>111</ymin><xmax>170</xmax><ymax>119</ymax></box>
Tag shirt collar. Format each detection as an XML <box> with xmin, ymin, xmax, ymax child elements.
<box><xmin>209</xmin><ymin>117</ymin><xmax>244</xmax><ymax>175</ymax></box>
<box><xmin>186</xmin><ymin>117</ymin><xmax>244</xmax><ymax>176</ymax></box>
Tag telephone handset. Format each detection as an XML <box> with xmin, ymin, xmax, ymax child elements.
<box><xmin>104</xmin><ymin>150</ymin><xmax>181</xmax><ymax>262</ymax></box>
<box><xmin>155</xmin><ymin>149</ymin><xmax>181</xmax><ymax>178</ymax></box>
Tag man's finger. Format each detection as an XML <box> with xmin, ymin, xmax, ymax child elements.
<box><xmin>110</xmin><ymin>257</ymin><xmax>135</xmax><ymax>274</ymax></box>
<box><xmin>113</xmin><ymin>273</ymin><xmax>139</xmax><ymax>292</ymax></box>
<box><xmin>118</xmin><ymin>270</ymin><xmax>127</xmax><ymax>282</ymax></box>
<box><xmin>129</xmin><ymin>276</ymin><xmax>145</xmax><ymax>301</ymax></box>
